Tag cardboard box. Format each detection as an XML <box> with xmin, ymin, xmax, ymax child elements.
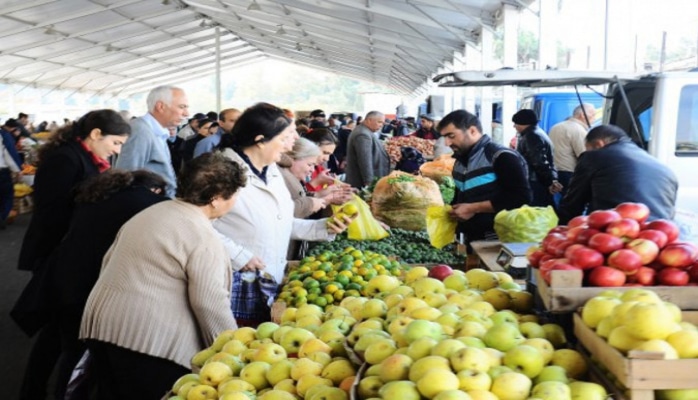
<box><xmin>574</xmin><ymin>311</ymin><xmax>698</xmax><ymax>399</ymax></box>
<box><xmin>533</xmin><ymin>268</ymin><xmax>698</xmax><ymax>312</ymax></box>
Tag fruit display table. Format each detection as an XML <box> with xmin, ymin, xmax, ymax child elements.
<box><xmin>574</xmin><ymin>312</ymin><xmax>698</xmax><ymax>399</ymax></box>
<box><xmin>470</xmin><ymin>240</ymin><xmax>529</xmax><ymax>284</ymax></box>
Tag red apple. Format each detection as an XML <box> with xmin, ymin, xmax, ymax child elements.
<box><xmin>542</xmin><ymin>233</ymin><xmax>567</xmax><ymax>255</ymax></box>
<box><xmin>428</xmin><ymin>264</ymin><xmax>454</xmax><ymax>281</ymax></box>
<box><xmin>564</xmin><ymin>243</ymin><xmax>587</xmax><ymax>260</ymax></box>
<box><xmin>626</xmin><ymin>266</ymin><xmax>657</xmax><ymax>286</ymax></box>
<box><xmin>607</xmin><ymin>249</ymin><xmax>643</xmax><ymax>274</ymax></box>
<box><xmin>568</xmin><ymin>215</ymin><xmax>589</xmax><ymax>229</ymax></box>
<box><xmin>567</xmin><ymin>246</ymin><xmax>605</xmax><ymax>270</ymax></box>
<box><xmin>574</xmin><ymin>228</ymin><xmax>602</xmax><ymax>245</ymax></box>
<box><xmin>645</xmin><ymin>219</ymin><xmax>680</xmax><ymax>243</ymax></box>
<box><xmin>658</xmin><ymin>242</ymin><xmax>698</xmax><ymax>268</ymax></box>
<box><xmin>645</xmin><ymin>260</ymin><xmax>665</xmax><ymax>271</ymax></box>
<box><xmin>637</xmin><ymin>229</ymin><xmax>669</xmax><ymax>249</ymax></box>
<box><xmin>539</xmin><ymin>253</ymin><xmax>556</xmax><ymax>265</ymax></box>
<box><xmin>549</xmin><ymin>239</ymin><xmax>575</xmax><ymax>258</ymax></box>
<box><xmin>588</xmin><ymin>266</ymin><xmax>627</xmax><ymax>287</ymax></box>
<box><xmin>687</xmin><ymin>262</ymin><xmax>698</xmax><ymax>282</ymax></box>
<box><xmin>548</xmin><ymin>226</ymin><xmax>569</xmax><ymax>235</ymax></box>
<box><xmin>605</xmin><ymin>218</ymin><xmax>641</xmax><ymax>241</ymax></box>
<box><xmin>526</xmin><ymin>247</ymin><xmax>547</xmax><ymax>268</ymax></box>
<box><xmin>588</xmin><ymin>233</ymin><xmax>625</xmax><ymax>254</ymax></box>
<box><xmin>657</xmin><ymin>267</ymin><xmax>690</xmax><ymax>286</ymax></box>
<box><xmin>626</xmin><ymin>238</ymin><xmax>660</xmax><ymax>265</ymax></box>
<box><xmin>614</xmin><ymin>202</ymin><xmax>651</xmax><ymax>224</ymax></box>
<box><xmin>587</xmin><ymin>210</ymin><xmax>622</xmax><ymax>230</ymax></box>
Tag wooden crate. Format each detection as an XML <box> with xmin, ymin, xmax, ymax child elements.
<box><xmin>574</xmin><ymin>312</ymin><xmax>698</xmax><ymax>399</ymax></box>
<box><xmin>533</xmin><ymin>268</ymin><xmax>698</xmax><ymax>312</ymax></box>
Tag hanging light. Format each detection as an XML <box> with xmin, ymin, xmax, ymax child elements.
<box><xmin>247</xmin><ymin>0</ymin><xmax>261</xmax><ymax>11</ymax></box>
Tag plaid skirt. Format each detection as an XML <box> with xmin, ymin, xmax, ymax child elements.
<box><xmin>230</xmin><ymin>271</ymin><xmax>278</xmax><ymax>327</ymax></box>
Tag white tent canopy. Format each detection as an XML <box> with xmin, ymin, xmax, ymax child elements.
<box><xmin>0</xmin><ymin>0</ymin><xmax>533</xmax><ymax>97</ymax></box>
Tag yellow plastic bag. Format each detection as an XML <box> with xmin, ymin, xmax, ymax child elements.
<box><xmin>332</xmin><ymin>194</ymin><xmax>389</xmax><ymax>241</ymax></box>
<box><xmin>426</xmin><ymin>205</ymin><xmax>457</xmax><ymax>249</ymax></box>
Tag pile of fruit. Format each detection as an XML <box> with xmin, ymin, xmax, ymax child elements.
<box><xmin>165</xmin><ymin>263</ymin><xmax>609</xmax><ymax>400</ymax></box>
<box><xmin>13</xmin><ymin>183</ymin><xmax>33</xmax><ymax>197</ymax></box>
<box><xmin>527</xmin><ymin>202</ymin><xmax>698</xmax><ymax>286</ymax></box>
<box><xmin>384</xmin><ymin>136</ymin><xmax>434</xmax><ymax>163</ymax></box>
<box><xmin>580</xmin><ymin>289</ymin><xmax>698</xmax><ymax>398</ymax></box>
<box><xmin>308</xmin><ymin>229</ymin><xmax>462</xmax><ymax>265</ymax></box>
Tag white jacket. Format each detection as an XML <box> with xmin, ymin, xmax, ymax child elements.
<box><xmin>214</xmin><ymin>148</ymin><xmax>333</xmax><ymax>284</ymax></box>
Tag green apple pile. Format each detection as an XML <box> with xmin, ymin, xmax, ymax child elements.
<box><xmin>166</xmin><ymin>313</ymin><xmax>358</xmax><ymax>400</ymax></box>
<box><xmin>277</xmin><ymin>248</ymin><xmax>409</xmax><ymax>309</ymax></box>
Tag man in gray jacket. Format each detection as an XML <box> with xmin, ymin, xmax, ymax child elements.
<box><xmin>344</xmin><ymin>111</ymin><xmax>390</xmax><ymax>188</ymax></box>
<box><xmin>115</xmin><ymin>86</ymin><xmax>189</xmax><ymax>198</ymax></box>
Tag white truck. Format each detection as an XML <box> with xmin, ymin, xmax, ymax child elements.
<box><xmin>433</xmin><ymin>69</ymin><xmax>698</xmax><ymax>240</ymax></box>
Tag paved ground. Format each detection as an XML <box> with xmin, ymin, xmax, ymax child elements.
<box><xmin>0</xmin><ymin>213</ymin><xmax>52</xmax><ymax>399</ymax></box>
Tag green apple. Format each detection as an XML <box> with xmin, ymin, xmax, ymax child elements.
<box><xmin>444</xmin><ymin>274</ymin><xmax>469</xmax><ymax>291</ymax></box>
<box><xmin>239</xmin><ymin>361</ymin><xmax>271</xmax><ymax>390</ymax></box>
<box><xmin>568</xmin><ymin>381</ymin><xmax>607</xmax><ymax>400</ymax></box>
<box><xmin>541</xmin><ymin>324</ymin><xmax>567</xmax><ymax>349</ymax></box>
<box><xmin>531</xmin><ymin>380</ymin><xmax>571</xmax><ymax>400</ymax></box>
<box><xmin>256</xmin><ymin>322</ymin><xmax>280</xmax><ymax>340</ymax></box>
<box><xmin>503</xmin><ymin>344</ymin><xmax>545</xmax><ymax>378</ymax></box>
<box><xmin>378</xmin><ymin>380</ymin><xmax>421</xmax><ymax>400</ymax></box>
<box><xmin>582</xmin><ymin>296</ymin><xmax>622</xmax><ymax>329</ymax></box>
<box><xmin>211</xmin><ymin>330</ymin><xmax>237</xmax><ymax>351</ymax></box>
<box><xmin>232</xmin><ymin>327</ymin><xmax>257</xmax><ymax>345</ymax></box>
<box><xmin>403</xmin><ymin>319</ymin><xmax>444</xmax><ymax>344</ymax></box>
<box><xmin>377</xmin><ymin>353</ymin><xmax>412</xmax><ymax>382</ymax></box>
<box><xmin>253</xmin><ymin>342</ymin><xmax>288</xmax><ymax>364</ymax></box>
<box><xmin>487</xmin><ymin>365</ymin><xmax>513</xmax><ymax>380</ymax></box>
<box><xmin>354</xmin><ymin>333</ymin><xmax>392</xmax><ymax>353</ymax></box>
<box><xmin>298</xmin><ymin>338</ymin><xmax>331</xmax><ymax>357</ymax></box>
<box><xmin>456</xmin><ymin>369</ymin><xmax>492</xmax><ymax>391</ymax></box>
<box><xmin>306</xmin><ymin>386</ymin><xmax>348</xmax><ymax>400</ymax></box>
<box><xmin>176</xmin><ymin>381</ymin><xmax>199</xmax><ymax>398</ymax></box>
<box><xmin>363</xmin><ymin>339</ymin><xmax>398</xmax><ymax>365</ymax></box>
<box><xmin>318</xmin><ymin>318</ymin><xmax>353</xmax><ymax>335</ymax></box>
<box><xmin>534</xmin><ymin>365</ymin><xmax>569</xmax><ymax>385</ymax></box>
<box><xmin>667</xmin><ymin>329</ymin><xmax>698</xmax><ymax>358</ymax></box>
<box><xmin>550</xmin><ymin>349</ymin><xmax>588</xmax><ymax>380</ymax></box>
<box><xmin>198</xmin><ymin>361</ymin><xmax>233</xmax><ymax>386</ymax></box>
<box><xmin>519</xmin><ymin>321</ymin><xmax>547</xmax><ymax>339</ymax></box>
<box><xmin>357</xmin><ymin>376</ymin><xmax>383</xmax><ymax>399</ymax></box>
<box><xmin>482</xmin><ymin>287</ymin><xmax>512</xmax><ymax>310</ymax></box>
<box><xmin>220</xmin><ymin>339</ymin><xmax>247</xmax><ymax>356</ymax></box>
<box><xmin>457</xmin><ymin>337</ymin><xmax>486</xmax><ymax>348</ymax></box>
<box><xmin>422</xmin><ymin>292</ymin><xmax>449</xmax><ymax>308</ymax></box>
<box><xmin>218</xmin><ymin>378</ymin><xmax>256</xmax><ymax>395</ymax></box>
<box><xmin>321</xmin><ymin>358</ymin><xmax>356</xmax><ymax>385</ymax></box>
<box><xmin>430</xmin><ymin>339</ymin><xmax>467</xmax><ymax>358</ymax></box>
<box><xmin>411</xmin><ymin>277</ymin><xmax>447</xmax><ymax>297</ymax></box>
<box><xmin>272</xmin><ymin>325</ymin><xmax>294</xmax><ymax>344</ymax></box>
<box><xmin>608</xmin><ymin>326</ymin><xmax>645</xmax><ymax>353</ymax></box>
<box><xmin>619</xmin><ymin>288</ymin><xmax>662</xmax><ymax>304</ymax></box>
<box><xmin>490</xmin><ymin>371</ymin><xmax>532</xmax><ymax>400</ymax></box>
<box><xmin>296</xmin><ymin>375</ymin><xmax>332</xmax><ymax>398</ymax></box>
<box><xmin>408</xmin><ymin>355</ymin><xmax>451</xmax><ymax>382</ymax></box>
<box><xmin>290</xmin><ymin>357</ymin><xmax>323</xmax><ymax>380</ymax></box>
<box><xmin>446</xmin><ymin>292</ymin><xmax>481</xmax><ymax>308</ymax></box>
<box><xmin>265</xmin><ymin>359</ymin><xmax>294</xmax><ymax>386</ymax></box>
<box><xmin>490</xmin><ymin>310</ymin><xmax>519</xmax><ymax>326</ymax></box>
<box><xmin>273</xmin><ymin>378</ymin><xmax>296</xmax><ymax>394</ymax></box>
<box><xmin>361</xmin><ymin>298</ymin><xmax>388</xmax><ymax>320</ymax></box>
<box><xmin>406</xmin><ymin>336</ymin><xmax>439</xmax><ymax>360</ymax></box>
<box><xmin>454</xmin><ymin>320</ymin><xmax>487</xmax><ymax>339</ymax></box>
<box><xmin>624</xmin><ymin>302</ymin><xmax>676</xmax><ymax>340</ymax></box>
<box><xmin>186</xmin><ymin>384</ymin><xmax>218</xmax><ymax>400</ymax></box>
<box><xmin>466</xmin><ymin>389</ymin><xmax>499</xmax><ymax>399</ymax></box>
<box><xmin>306</xmin><ymin>350</ymin><xmax>332</xmax><ymax>367</ymax></box>
<box><xmin>205</xmin><ymin>353</ymin><xmax>244</xmax><ymax>376</ymax></box>
<box><xmin>171</xmin><ymin>373</ymin><xmax>200</xmax><ymax>394</ymax></box>
<box><xmin>364</xmin><ymin>274</ymin><xmax>401</xmax><ymax>296</ymax></box>
<box><xmin>409</xmin><ymin>306</ymin><xmax>443</xmax><ymax>321</ymax></box>
<box><xmin>295</xmin><ymin>304</ymin><xmax>324</xmax><ymax>320</ymax></box>
<box><xmin>610</xmin><ymin>300</ymin><xmax>640</xmax><ymax>327</ymax></box>
<box><xmin>467</xmin><ymin>301</ymin><xmax>496</xmax><ymax>318</ymax></box>
<box><xmin>417</xmin><ymin>369</ymin><xmax>460</xmax><ymax>399</ymax></box>
<box><xmin>522</xmin><ymin>338</ymin><xmax>555</xmax><ymax>364</ymax></box>
<box><xmin>465</xmin><ymin>268</ymin><xmax>499</xmax><ymax>291</ymax></box>
<box><xmin>632</xmin><ymin>339</ymin><xmax>679</xmax><ymax>359</ymax></box>
<box><xmin>483</xmin><ymin>323</ymin><xmax>525</xmax><ymax>352</ymax></box>
<box><xmin>191</xmin><ymin>347</ymin><xmax>217</xmax><ymax>367</ymax></box>
<box><xmin>388</xmin><ymin>316</ymin><xmax>415</xmax><ymax>335</ymax></box>
<box><xmin>450</xmin><ymin>347</ymin><xmax>491</xmax><ymax>373</ymax></box>
<box><xmin>279</xmin><ymin>327</ymin><xmax>315</xmax><ymax>354</ymax></box>
<box><xmin>433</xmin><ymin>389</ymin><xmax>473</xmax><ymax>400</ymax></box>
<box><xmin>219</xmin><ymin>393</ymin><xmax>254</xmax><ymax>400</ymax></box>
<box><xmin>256</xmin><ymin>389</ymin><xmax>297</xmax><ymax>400</ymax></box>
<box><xmin>509</xmin><ymin>291</ymin><xmax>534</xmax><ymax>313</ymax></box>
<box><xmin>396</xmin><ymin>297</ymin><xmax>430</xmax><ymax>315</ymax></box>
<box><xmin>595</xmin><ymin>316</ymin><xmax>614</xmax><ymax>338</ymax></box>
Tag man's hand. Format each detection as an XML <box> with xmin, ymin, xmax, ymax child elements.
<box><xmin>449</xmin><ymin>203</ymin><xmax>476</xmax><ymax>221</ymax></box>
<box><xmin>549</xmin><ymin>180</ymin><xmax>563</xmax><ymax>194</ymax></box>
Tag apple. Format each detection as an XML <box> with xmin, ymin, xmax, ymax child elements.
<box><xmin>534</xmin><ymin>365</ymin><xmax>569</xmax><ymax>384</ymax></box>
<box><xmin>627</xmin><ymin>238</ymin><xmax>661</xmax><ymax>265</ymax></box>
<box><xmin>456</xmin><ymin>369</ymin><xmax>492</xmax><ymax>391</ymax></box>
<box><xmin>186</xmin><ymin>384</ymin><xmax>218</xmax><ymax>400</ymax></box>
<box><xmin>240</xmin><ymin>361</ymin><xmax>272</xmax><ymax>390</ymax></box>
<box><xmin>490</xmin><ymin>372</ymin><xmax>532</xmax><ymax>400</ymax></box>
<box><xmin>532</xmin><ymin>381</ymin><xmax>571</xmax><ymax>400</ymax></box>
<box><xmin>608</xmin><ymin>249</ymin><xmax>643</xmax><ymax>274</ymax></box>
<box><xmin>588</xmin><ymin>266</ymin><xmax>626</xmax><ymax>287</ymax></box>
<box><xmin>550</xmin><ymin>349</ymin><xmax>587</xmax><ymax>379</ymax></box>
<box><xmin>627</xmin><ymin>266</ymin><xmax>657</xmax><ymax>286</ymax></box>
<box><xmin>542</xmin><ymin>233</ymin><xmax>567</xmax><ymax>254</ymax></box>
<box><xmin>429</xmin><ymin>264</ymin><xmax>454</xmax><ymax>281</ymax></box>
<box><xmin>587</xmin><ymin>209</ymin><xmax>622</xmax><ymax>230</ymax></box>
<box><xmin>450</xmin><ymin>346</ymin><xmax>491</xmax><ymax>373</ymax></box>
<box><xmin>503</xmin><ymin>345</ymin><xmax>545</xmax><ymax>378</ymax></box>
<box><xmin>548</xmin><ymin>239</ymin><xmax>575</xmax><ymax>258</ymax></box>
<box><xmin>265</xmin><ymin>359</ymin><xmax>294</xmax><ymax>386</ymax></box>
<box><xmin>573</xmin><ymin>228</ymin><xmax>602</xmax><ymax>245</ymax></box>
<box><xmin>256</xmin><ymin>322</ymin><xmax>280</xmax><ymax>340</ymax></box>
<box><xmin>667</xmin><ymin>329</ymin><xmax>698</xmax><ymax>358</ymax></box>
<box><xmin>563</xmin><ymin>243</ymin><xmax>586</xmax><ymax>260</ymax></box>
<box><xmin>567</xmin><ymin>246</ymin><xmax>604</xmax><ymax>270</ymax></box>
<box><xmin>581</xmin><ymin>296</ymin><xmax>622</xmax><ymax>328</ymax></box>
<box><xmin>588</xmin><ymin>232</ymin><xmax>625</xmax><ymax>254</ymax></box>
<box><xmin>658</xmin><ymin>242</ymin><xmax>698</xmax><ymax>268</ymax></box>
<box><xmin>430</xmin><ymin>338</ymin><xmax>467</xmax><ymax>358</ymax></box>
<box><xmin>567</xmin><ymin>215</ymin><xmax>589</xmax><ymax>228</ymax></box>
<box><xmin>408</xmin><ymin>355</ymin><xmax>452</xmax><ymax>382</ymax></box>
<box><xmin>290</xmin><ymin>358</ymin><xmax>323</xmax><ymax>381</ymax></box>
<box><xmin>568</xmin><ymin>381</ymin><xmax>608</xmax><ymax>400</ymax></box>
<box><xmin>632</xmin><ymin>339</ymin><xmax>679</xmax><ymax>359</ymax></box>
<box><xmin>615</xmin><ymin>202</ymin><xmax>651</xmax><ymax>223</ymax></box>
<box><xmin>279</xmin><ymin>327</ymin><xmax>315</xmax><ymax>355</ymax></box>
<box><xmin>645</xmin><ymin>219</ymin><xmax>681</xmax><ymax>243</ymax></box>
<box><xmin>638</xmin><ymin>229</ymin><xmax>670</xmax><ymax>249</ymax></box>
<box><xmin>687</xmin><ymin>263</ymin><xmax>698</xmax><ymax>282</ymax></box>
<box><xmin>526</xmin><ymin>247</ymin><xmax>547</xmax><ymax>268</ymax></box>
<box><xmin>403</xmin><ymin>319</ymin><xmax>444</xmax><ymax>344</ymax></box>
<box><xmin>378</xmin><ymin>380</ymin><xmax>421</xmax><ymax>400</ymax></box>
<box><xmin>606</xmin><ymin>218</ymin><xmax>641</xmax><ymax>240</ymax></box>
<box><xmin>658</xmin><ymin>267</ymin><xmax>690</xmax><ymax>286</ymax></box>
<box><xmin>416</xmin><ymin>369</ymin><xmax>460</xmax><ymax>399</ymax></box>
<box><xmin>483</xmin><ymin>323</ymin><xmax>525</xmax><ymax>352</ymax></box>
<box><xmin>376</xmin><ymin>353</ymin><xmax>412</xmax><ymax>382</ymax></box>
<box><xmin>624</xmin><ymin>302</ymin><xmax>676</xmax><ymax>340</ymax></box>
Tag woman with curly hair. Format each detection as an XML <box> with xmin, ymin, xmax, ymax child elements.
<box><xmin>79</xmin><ymin>153</ymin><xmax>245</xmax><ymax>399</ymax></box>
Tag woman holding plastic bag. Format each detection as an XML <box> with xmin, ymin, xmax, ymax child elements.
<box><xmin>214</xmin><ymin>103</ymin><xmax>353</xmax><ymax>326</ymax></box>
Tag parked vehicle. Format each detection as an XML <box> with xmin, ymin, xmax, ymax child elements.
<box><xmin>433</xmin><ymin>69</ymin><xmax>698</xmax><ymax>240</ymax></box>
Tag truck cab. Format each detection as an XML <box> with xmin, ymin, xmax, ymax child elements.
<box><xmin>433</xmin><ymin>69</ymin><xmax>698</xmax><ymax>240</ymax></box>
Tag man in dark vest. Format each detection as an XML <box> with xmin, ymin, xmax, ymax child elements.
<box><xmin>437</xmin><ymin>110</ymin><xmax>532</xmax><ymax>248</ymax></box>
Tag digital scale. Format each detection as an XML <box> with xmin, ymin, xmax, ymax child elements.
<box><xmin>496</xmin><ymin>242</ymin><xmax>538</xmax><ymax>279</ymax></box>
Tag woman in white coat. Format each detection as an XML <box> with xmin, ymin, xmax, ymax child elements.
<box><xmin>214</xmin><ymin>103</ymin><xmax>351</xmax><ymax>326</ymax></box>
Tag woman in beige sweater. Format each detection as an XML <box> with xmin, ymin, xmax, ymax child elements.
<box><xmin>79</xmin><ymin>153</ymin><xmax>245</xmax><ymax>399</ymax></box>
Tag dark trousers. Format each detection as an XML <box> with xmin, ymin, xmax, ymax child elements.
<box><xmin>530</xmin><ymin>180</ymin><xmax>555</xmax><ymax>208</ymax></box>
<box><xmin>54</xmin><ymin>307</ymin><xmax>87</xmax><ymax>400</ymax></box>
<box><xmin>19</xmin><ymin>319</ymin><xmax>62</xmax><ymax>400</ymax></box>
<box><xmin>0</xmin><ymin>168</ymin><xmax>13</xmax><ymax>221</ymax></box>
<box><xmin>86</xmin><ymin>340</ymin><xmax>188</xmax><ymax>400</ymax></box>
<box><xmin>553</xmin><ymin>170</ymin><xmax>574</xmax><ymax>207</ymax></box>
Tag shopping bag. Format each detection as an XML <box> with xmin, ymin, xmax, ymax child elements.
<box><xmin>332</xmin><ymin>194</ymin><xmax>389</xmax><ymax>241</ymax></box>
<box><xmin>426</xmin><ymin>205</ymin><xmax>457</xmax><ymax>249</ymax></box>
<box><xmin>231</xmin><ymin>270</ymin><xmax>278</xmax><ymax>327</ymax></box>
<box><xmin>494</xmin><ymin>205</ymin><xmax>559</xmax><ymax>243</ymax></box>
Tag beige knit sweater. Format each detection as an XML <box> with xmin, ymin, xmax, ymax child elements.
<box><xmin>79</xmin><ymin>199</ymin><xmax>238</xmax><ymax>368</ymax></box>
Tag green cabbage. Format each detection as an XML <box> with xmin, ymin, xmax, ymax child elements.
<box><xmin>494</xmin><ymin>205</ymin><xmax>559</xmax><ymax>243</ymax></box>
